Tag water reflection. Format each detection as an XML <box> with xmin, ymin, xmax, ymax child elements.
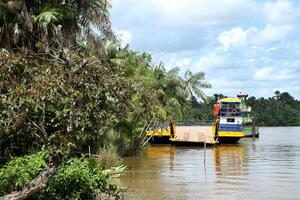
<box><xmin>213</xmin><ymin>144</ymin><xmax>246</xmax><ymax>176</ymax></box>
<box><xmin>121</xmin><ymin>146</ymin><xmax>177</xmax><ymax>200</ymax></box>
<box><xmin>120</xmin><ymin>127</ymin><xmax>300</xmax><ymax>200</ymax></box>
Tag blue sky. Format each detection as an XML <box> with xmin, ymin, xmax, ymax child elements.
<box><xmin>111</xmin><ymin>0</ymin><xmax>300</xmax><ymax>99</ymax></box>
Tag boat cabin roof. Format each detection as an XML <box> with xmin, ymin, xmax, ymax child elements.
<box><xmin>219</xmin><ymin>97</ymin><xmax>241</xmax><ymax>103</ymax></box>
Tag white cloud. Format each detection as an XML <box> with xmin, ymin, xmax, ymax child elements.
<box><xmin>112</xmin><ymin>0</ymin><xmax>300</xmax><ymax>99</ymax></box>
<box><xmin>218</xmin><ymin>24</ymin><xmax>294</xmax><ymax>49</ymax></box>
<box><xmin>175</xmin><ymin>58</ymin><xmax>192</xmax><ymax>68</ymax></box>
<box><xmin>116</xmin><ymin>30</ymin><xmax>133</xmax><ymax>47</ymax></box>
<box><xmin>151</xmin><ymin>50</ymin><xmax>199</xmax><ymax>70</ymax></box>
<box><xmin>253</xmin><ymin>67</ymin><xmax>274</xmax><ymax>80</ymax></box>
<box><xmin>130</xmin><ymin>0</ymin><xmax>259</xmax><ymax>27</ymax></box>
<box><xmin>252</xmin><ymin>24</ymin><xmax>294</xmax><ymax>44</ymax></box>
<box><xmin>263</xmin><ymin>0</ymin><xmax>297</xmax><ymax>24</ymax></box>
<box><xmin>195</xmin><ymin>52</ymin><xmax>224</xmax><ymax>71</ymax></box>
<box><xmin>217</xmin><ymin>27</ymin><xmax>254</xmax><ymax>50</ymax></box>
<box><xmin>253</xmin><ymin>67</ymin><xmax>295</xmax><ymax>81</ymax></box>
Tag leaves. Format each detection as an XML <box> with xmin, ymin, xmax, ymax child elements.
<box><xmin>43</xmin><ymin>157</ymin><xmax>111</xmax><ymax>199</ymax></box>
<box><xmin>0</xmin><ymin>151</ymin><xmax>48</xmax><ymax>196</ymax></box>
<box><xmin>0</xmin><ymin>151</ymin><xmax>123</xmax><ymax>199</ymax></box>
<box><xmin>0</xmin><ymin>50</ymin><xmax>134</xmax><ymax>155</ymax></box>
<box><xmin>0</xmin><ymin>0</ymin><xmax>115</xmax><ymax>55</ymax></box>
<box><xmin>248</xmin><ymin>91</ymin><xmax>300</xmax><ymax>126</ymax></box>
<box><xmin>37</xmin><ymin>7</ymin><xmax>63</xmax><ymax>24</ymax></box>
<box><xmin>183</xmin><ymin>69</ymin><xmax>212</xmax><ymax>103</ymax></box>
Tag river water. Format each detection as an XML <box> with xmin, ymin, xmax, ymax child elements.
<box><xmin>119</xmin><ymin>127</ymin><xmax>300</xmax><ymax>200</ymax></box>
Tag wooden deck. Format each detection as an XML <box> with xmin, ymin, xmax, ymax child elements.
<box><xmin>173</xmin><ymin>126</ymin><xmax>216</xmax><ymax>144</ymax></box>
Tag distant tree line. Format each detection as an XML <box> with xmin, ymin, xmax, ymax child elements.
<box><xmin>247</xmin><ymin>91</ymin><xmax>300</xmax><ymax>126</ymax></box>
<box><xmin>180</xmin><ymin>91</ymin><xmax>300</xmax><ymax>126</ymax></box>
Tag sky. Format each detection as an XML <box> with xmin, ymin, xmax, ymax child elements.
<box><xmin>111</xmin><ymin>0</ymin><xmax>300</xmax><ymax>99</ymax></box>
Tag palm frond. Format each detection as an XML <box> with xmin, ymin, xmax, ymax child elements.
<box><xmin>191</xmin><ymin>71</ymin><xmax>205</xmax><ymax>80</ymax></box>
<box><xmin>71</xmin><ymin>0</ymin><xmax>116</xmax><ymax>41</ymax></box>
<box><xmin>196</xmin><ymin>81</ymin><xmax>212</xmax><ymax>89</ymax></box>
<box><xmin>182</xmin><ymin>68</ymin><xmax>211</xmax><ymax>102</ymax></box>
<box><xmin>192</xmin><ymin>87</ymin><xmax>210</xmax><ymax>103</ymax></box>
<box><xmin>167</xmin><ymin>67</ymin><xmax>180</xmax><ymax>76</ymax></box>
<box><xmin>37</xmin><ymin>7</ymin><xmax>63</xmax><ymax>24</ymax></box>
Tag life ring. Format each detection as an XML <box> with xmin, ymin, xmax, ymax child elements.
<box><xmin>232</xmin><ymin>109</ymin><xmax>238</xmax><ymax>115</ymax></box>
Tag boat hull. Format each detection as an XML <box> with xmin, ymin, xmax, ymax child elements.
<box><xmin>217</xmin><ymin>137</ymin><xmax>242</xmax><ymax>143</ymax></box>
<box><xmin>217</xmin><ymin>130</ymin><xmax>245</xmax><ymax>143</ymax></box>
<box><xmin>148</xmin><ymin>136</ymin><xmax>172</xmax><ymax>144</ymax></box>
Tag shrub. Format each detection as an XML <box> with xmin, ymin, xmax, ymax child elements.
<box><xmin>0</xmin><ymin>151</ymin><xmax>48</xmax><ymax>196</ymax></box>
<box><xmin>98</xmin><ymin>145</ymin><xmax>122</xmax><ymax>170</ymax></box>
<box><xmin>0</xmin><ymin>151</ymin><xmax>123</xmax><ymax>199</ymax></box>
<box><xmin>40</xmin><ymin>157</ymin><xmax>117</xmax><ymax>200</ymax></box>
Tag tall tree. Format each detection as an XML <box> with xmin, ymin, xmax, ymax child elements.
<box><xmin>183</xmin><ymin>69</ymin><xmax>212</xmax><ymax>102</ymax></box>
<box><xmin>0</xmin><ymin>0</ymin><xmax>115</xmax><ymax>55</ymax></box>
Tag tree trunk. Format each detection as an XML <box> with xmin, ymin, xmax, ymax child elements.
<box><xmin>0</xmin><ymin>152</ymin><xmax>64</xmax><ymax>200</ymax></box>
<box><xmin>0</xmin><ymin>165</ymin><xmax>58</xmax><ymax>200</ymax></box>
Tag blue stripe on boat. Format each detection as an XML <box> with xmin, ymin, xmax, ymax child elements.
<box><xmin>219</xmin><ymin>124</ymin><xmax>243</xmax><ymax>131</ymax></box>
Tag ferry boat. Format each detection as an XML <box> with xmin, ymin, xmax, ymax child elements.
<box><xmin>213</xmin><ymin>97</ymin><xmax>245</xmax><ymax>143</ymax></box>
<box><xmin>146</xmin><ymin>121</ymin><xmax>175</xmax><ymax>144</ymax></box>
<box><xmin>146</xmin><ymin>96</ymin><xmax>248</xmax><ymax>144</ymax></box>
<box><xmin>237</xmin><ymin>92</ymin><xmax>260</xmax><ymax>137</ymax></box>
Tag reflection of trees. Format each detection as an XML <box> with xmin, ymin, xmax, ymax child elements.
<box><xmin>213</xmin><ymin>144</ymin><xmax>247</xmax><ymax>176</ymax></box>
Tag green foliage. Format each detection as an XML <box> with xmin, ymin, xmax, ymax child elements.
<box><xmin>0</xmin><ymin>151</ymin><xmax>48</xmax><ymax>196</ymax></box>
<box><xmin>181</xmin><ymin>91</ymin><xmax>300</xmax><ymax>126</ymax></box>
<box><xmin>0</xmin><ymin>151</ymin><xmax>123</xmax><ymax>199</ymax></box>
<box><xmin>0</xmin><ymin>2</ymin><xmax>211</xmax><ymax>196</ymax></box>
<box><xmin>181</xmin><ymin>95</ymin><xmax>215</xmax><ymax>122</ymax></box>
<box><xmin>0</xmin><ymin>0</ymin><xmax>114</xmax><ymax>53</ymax></box>
<box><xmin>247</xmin><ymin>91</ymin><xmax>300</xmax><ymax>126</ymax></box>
<box><xmin>183</xmin><ymin>69</ymin><xmax>211</xmax><ymax>103</ymax></box>
<box><xmin>0</xmin><ymin>0</ymin><xmax>211</xmax><ymax>199</ymax></box>
<box><xmin>0</xmin><ymin>46</ymin><xmax>211</xmax><ymax>158</ymax></box>
<box><xmin>40</xmin><ymin>157</ymin><xmax>122</xmax><ymax>200</ymax></box>
<box><xmin>98</xmin><ymin>145</ymin><xmax>122</xmax><ymax>170</ymax></box>
<box><xmin>0</xmin><ymin>51</ymin><xmax>135</xmax><ymax>155</ymax></box>
<box><xmin>37</xmin><ymin>7</ymin><xmax>63</xmax><ymax>24</ymax></box>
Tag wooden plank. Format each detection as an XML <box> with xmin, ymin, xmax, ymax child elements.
<box><xmin>174</xmin><ymin>126</ymin><xmax>216</xmax><ymax>144</ymax></box>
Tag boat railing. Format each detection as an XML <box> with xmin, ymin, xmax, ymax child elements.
<box><xmin>147</xmin><ymin>120</ymin><xmax>215</xmax><ymax>131</ymax></box>
<box><xmin>147</xmin><ymin>121</ymin><xmax>169</xmax><ymax>130</ymax></box>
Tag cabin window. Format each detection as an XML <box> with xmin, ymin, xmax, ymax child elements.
<box><xmin>227</xmin><ymin>118</ymin><xmax>235</xmax><ymax>123</ymax></box>
<box><xmin>220</xmin><ymin>102</ymin><xmax>241</xmax><ymax>116</ymax></box>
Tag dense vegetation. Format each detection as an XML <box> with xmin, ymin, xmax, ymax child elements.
<box><xmin>1</xmin><ymin>0</ymin><xmax>298</xmax><ymax>199</ymax></box>
<box><xmin>0</xmin><ymin>0</ymin><xmax>210</xmax><ymax>199</ymax></box>
<box><xmin>0</xmin><ymin>151</ymin><xmax>123</xmax><ymax>199</ymax></box>
<box><xmin>248</xmin><ymin>91</ymin><xmax>300</xmax><ymax>126</ymax></box>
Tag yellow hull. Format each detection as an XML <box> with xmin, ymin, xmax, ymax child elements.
<box><xmin>218</xmin><ymin>131</ymin><xmax>245</xmax><ymax>137</ymax></box>
<box><xmin>146</xmin><ymin>130</ymin><xmax>171</xmax><ymax>137</ymax></box>
<box><xmin>146</xmin><ymin>124</ymin><xmax>245</xmax><ymax>144</ymax></box>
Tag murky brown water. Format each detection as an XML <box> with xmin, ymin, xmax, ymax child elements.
<box><xmin>119</xmin><ymin>127</ymin><xmax>300</xmax><ymax>200</ymax></box>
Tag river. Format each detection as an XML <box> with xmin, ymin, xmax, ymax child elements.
<box><xmin>118</xmin><ymin>127</ymin><xmax>300</xmax><ymax>200</ymax></box>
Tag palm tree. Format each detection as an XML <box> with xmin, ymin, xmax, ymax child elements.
<box><xmin>0</xmin><ymin>0</ymin><xmax>115</xmax><ymax>55</ymax></box>
<box><xmin>183</xmin><ymin>69</ymin><xmax>212</xmax><ymax>103</ymax></box>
